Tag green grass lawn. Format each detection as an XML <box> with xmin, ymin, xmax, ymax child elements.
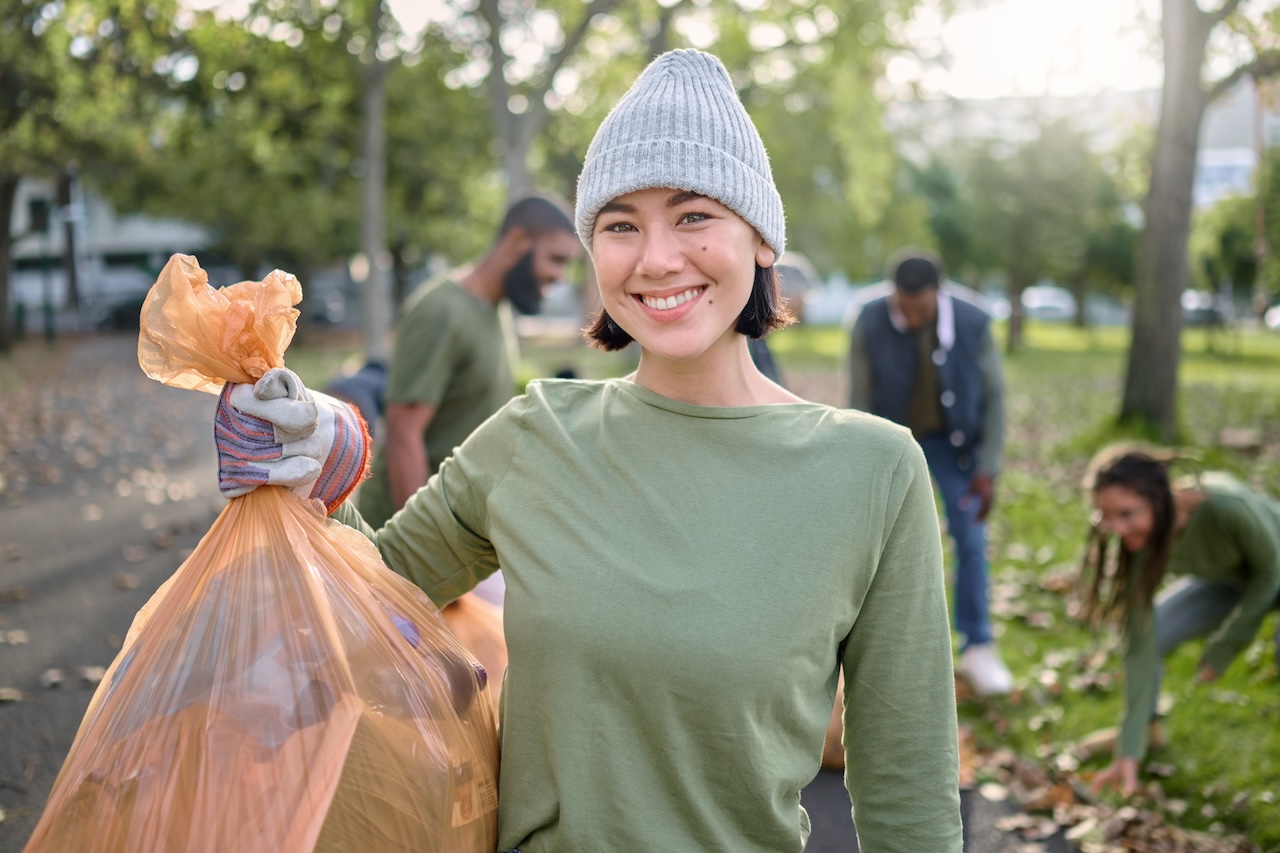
<box><xmin>289</xmin><ymin>318</ymin><xmax>1280</xmax><ymax>848</ymax></box>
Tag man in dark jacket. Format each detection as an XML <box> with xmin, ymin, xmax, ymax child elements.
<box><xmin>846</xmin><ymin>249</ymin><xmax>1011</xmax><ymax>695</ymax></box>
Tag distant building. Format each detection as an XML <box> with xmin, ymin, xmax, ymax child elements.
<box><xmin>7</xmin><ymin>176</ymin><xmax>212</xmax><ymax>329</ymax></box>
<box><xmin>5</xmin><ymin>178</ymin><xmax>352</xmax><ymax>331</ymax></box>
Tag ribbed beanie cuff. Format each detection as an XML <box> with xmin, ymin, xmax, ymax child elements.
<box><xmin>575</xmin><ymin>49</ymin><xmax>785</xmax><ymax>258</ymax></box>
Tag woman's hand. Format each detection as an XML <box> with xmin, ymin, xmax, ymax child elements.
<box><xmin>1090</xmin><ymin>757</ymin><xmax>1139</xmax><ymax>797</ymax></box>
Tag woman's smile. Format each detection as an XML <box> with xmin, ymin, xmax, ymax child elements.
<box><xmin>636</xmin><ymin>286</ymin><xmax>707</xmax><ymax>316</ymax></box>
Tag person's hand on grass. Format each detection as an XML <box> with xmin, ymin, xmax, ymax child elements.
<box><xmin>1091</xmin><ymin>757</ymin><xmax>1139</xmax><ymax>798</ymax></box>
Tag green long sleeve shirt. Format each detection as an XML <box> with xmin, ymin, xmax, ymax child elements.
<box><xmin>334</xmin><ymin>378</ymin><xmax>963</xmax><ymax>852</ymax></box>
<box><xmin>1119</xmin><ymin>472</ymin><xmax>1280</xmax><ymax>759</ymax></box>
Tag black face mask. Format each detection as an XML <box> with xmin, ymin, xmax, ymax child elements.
<box><xmin>503</xmin><ymin>249</ymin><xmax>543</xmax><ymax>316</ymax></box>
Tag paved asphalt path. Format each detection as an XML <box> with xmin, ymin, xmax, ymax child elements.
<box><xmin>0</xmin><ymin>333</ymin><xmax>1050</xmax><ymax>853</ymax></box>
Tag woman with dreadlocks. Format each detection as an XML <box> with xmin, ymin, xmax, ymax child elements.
<box><xmin>1080</xmin><ymin>446</ymin><xmax>1280</xmax><ymax>796</ymax></box>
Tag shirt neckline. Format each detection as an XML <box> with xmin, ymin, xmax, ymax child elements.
<box><xmin>608</xmin><ymin>377</ymin><xmax>824</xmax><ymax>419</ymax></box>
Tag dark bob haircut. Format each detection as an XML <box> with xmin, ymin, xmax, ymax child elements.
<box><xmin>583</xmin><ymin>264</ymin><xmax>795</xmax><ymax>351</ymax></box>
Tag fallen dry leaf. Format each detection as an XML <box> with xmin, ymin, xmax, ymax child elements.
<box><xmin>114</xmin><ymin>571</ymin><xmax>141</xmax><ymax>590</ymax></box>
<box><xmin>0</xmin><ymin>586</ymin><xmax>28</xmax><ymax>602</ymax></box>
<box><xmin>5</xmin><ymin>629</ymin><xmax>29</xmax><ymax>645</ymax></box>
<box><xmin>996</xmin><ymin>813</ymin><xmax>1040</xmax><ymax>833</ymax></box>
<box><xmin>1064</xmin><ymin>816</ymin><xmax>1098</xmax><ymax>841</ymax></box>
<box><xmin>1024</xmin><ymin>781</ymin><xmax>1080</xmax><ymax>812</ymax></box>
<box><xmin>980</xmin><ymin>782</ymin><xmax>1010</xmax><ymax>802</ymax></box>
<box><xmin>958</xmin><ymin>725</ymin><xmax>977</xmax><ymax>788</ymax></box>
<box><xmin>79</xmin><ymin>666</ymin><xmax>106</xmax><ymax>685</ymax></box>
<box><xmin>39</xmin><ymin>668</ymin><xmax>63</xmax><ymax>688</ymax></box>
<box><xmin>0</xmin><ymin>687</ymin><xmax>22</xmax><ymax>702</ymax></box>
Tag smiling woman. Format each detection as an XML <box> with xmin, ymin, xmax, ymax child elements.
<box><xmin>1077</xmin><ymin>445</ymin><xmax>1280</xmax><ymax>798</ymax></box>
<box><xmin>215</xmin><ymin>47</ymin><xmax>965</xmax><ymax>853</ymax></box>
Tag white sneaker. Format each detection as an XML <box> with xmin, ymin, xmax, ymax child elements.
<box><xmin>957</xmin><ymin>644</ymin><xmax>1013</xmax><ymax>696</ymax></box>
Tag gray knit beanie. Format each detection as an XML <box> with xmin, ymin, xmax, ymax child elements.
<box><xmin>574</xmin><ymin>49</ymin><xmax>785</xmax><ymax>258</ymax></box>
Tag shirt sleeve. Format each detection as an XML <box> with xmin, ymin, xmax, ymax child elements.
<box><xmin>1199</xmin><ymin>499</ymin><xmax>1280</xmax><ymax>674</ymax></box>
<box><xmin>385</xmin><ymin>291</ymin><xmax>462</xmax><ymax>409</ymax></box>
<box><xmin>974</xmin><ymin>323</ymin><xmax>1005</xmax><ymax>477</ymax></box>
<box><xmin>841</xmin><ymin>439</ymin><xmax>963</xmax><ymax>851</ymax></box>
<box><xmin>847</xmin><ymin>315</ymin><xmax>872</xmax><ymax>411</ymax></box>
<box><xmin>1117</xmin><ymin>598</ymin><xmax>1160</xmax><ymax>760</ymax></box>
<box><xmin>331</xmin><ymin>395</ymin><xmax>528</xmax><ymax>607</ymax></box>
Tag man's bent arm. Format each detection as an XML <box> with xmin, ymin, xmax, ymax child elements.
<box><xmin>386</xmin><ymin>402</ymin><xmax>436</xmax><ymax>511</ymax></box>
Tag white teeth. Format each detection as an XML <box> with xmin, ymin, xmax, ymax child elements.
<box><xmin>641</xmin><ymin>287</ymin><xmax>702</xmax><ymax>311</ymax></box>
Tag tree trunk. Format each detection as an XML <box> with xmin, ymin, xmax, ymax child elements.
<box><xmin>1006</xmin><ymin>217</ymin><xmax>1031</xmax><ymax>352</ymax></box>
<box><xmin>360</xmin><ymin>53</ymin><xmax>392</xmax><ymax>363</ymax></box>
<box><xmin>647</xmin><ymin>2</ymin><xmax>683</xmax><ymax>57</ymax></box>
<box><xmin>390</xmin><ymin>239</ymin><xmax>412</xmax><ymax>317</ymax></box>
<box><xmin>1070</xmin><ymin>273</ymin><xmax>1088</xmax><ymax>329</ymax></box>
<box><xmin>1006</xmin><ymin>276</ymin><xmax>1026</xmax><ymax>353</ymax></box>
<box><xmin>478</xmin><ymin>0</ymin><xmax>617</xmax><ymax>203</ymax></box>
<box><xmin>0</xmin><ymin>177</ymin><xmax>17</xmax><ymax>354</ymax></box>
<box><xmin>1119</xmin><ymin>0</ymin><xmax>1212</xmax><ymax>440</ymax></box>
<box><xmin>487</xmin><ymin>66</ymin><xmax>536</xmax><ymax>200</ymax></box>
<box><xmin>57</xmin><ymin>170</ymin><xmax>80</xmax><ymax>312</ymax></box>
<box><xmin>501</xmin><ymin>128</ymin><xmax>536</xmax><ymax>201</ymax></box>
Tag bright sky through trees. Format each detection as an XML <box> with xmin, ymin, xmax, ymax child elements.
<box><xmin>193</xmin><ymin>0</ymin><xmax>1165</xmax><ymax>100</ymax></box>
<box><xmin>889</xmin><ymin>0</ymin><xmax>1164</xmax><ymax>99</ymax></box>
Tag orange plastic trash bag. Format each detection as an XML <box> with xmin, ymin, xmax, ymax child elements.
<box><xmin>441</xmin><ymin>594</ymin><xmax>509</xmax><ymax>724</ymax></box>
<box><xmin>25</xmin><ymin>254</ymin><xmax>498</xmax><ymax>853</ymax></box>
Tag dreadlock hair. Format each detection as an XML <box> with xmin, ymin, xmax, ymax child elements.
<box><xmin>1077</xmin><ymin>447</ymin><xmax>1177</xmax><ymax>632</ymax></box>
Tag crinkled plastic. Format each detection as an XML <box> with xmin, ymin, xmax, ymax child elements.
<box><xmin>26</xmin><ymin>255</ymin><xmax>498</xmax><ymax>853</ymax></box>
<box><xmin>137</xmin><ymin>252</ymin><xmax>302</xmax><ymax>393</ymax></box>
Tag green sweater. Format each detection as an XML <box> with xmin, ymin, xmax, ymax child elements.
<box><xmin>334</xmin><ymin>378</ymin><xmax>963</xmax><ymax>852</ymax></box>
<box><xmin>1119</xmin><ymin>472</ymin><xmax>1280</xmax><ymax>759</ymax></box>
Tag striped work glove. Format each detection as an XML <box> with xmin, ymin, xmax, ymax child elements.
<box><xmin>215</xmin><ymin>367</ymin><xmax>371</xmax><ymax>513</ymax></box>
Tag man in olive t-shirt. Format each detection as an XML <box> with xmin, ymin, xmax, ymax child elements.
<box><xmin>357</xmin><ymin>196</ymin><xmax>580</xmax><ymax>529</ymax></box>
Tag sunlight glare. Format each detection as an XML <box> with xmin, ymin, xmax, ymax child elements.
<box><xmin>910</xmin><ymin>0</ymin><xmax>1163</xmax><ymax>99</ymax></box>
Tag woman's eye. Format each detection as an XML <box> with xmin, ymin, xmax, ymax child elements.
<box><xmin>601</xmin><ymin>221</ymin><xmax>635</xmax><ymax>233</ymax></box>
<box><xmin>679</xmin><ymin>212</ymin><xmax>709</xmax><ymax>225</ymax></box>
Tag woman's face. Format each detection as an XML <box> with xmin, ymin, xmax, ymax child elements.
<box><xmin>1093</xmin><ymin>484</ymin><xmax>1155</xmax><ymax>552</ymax></box>
<box><xmin>591</xmin><ymin>187</ymin><xmax>775</xmax><ymax>364</ymax></box>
